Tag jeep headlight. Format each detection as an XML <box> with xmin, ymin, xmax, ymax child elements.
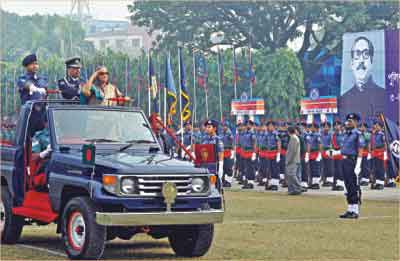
<box><xmin>191</xmin><ymin>177</ymin><xmax>209</xmax><ymax>193</ymax></box>
<box><xmin>121</xmin><ymin>177</ymin><xmax>137</xmax><ymax>194</ymax></box>
<box><xmin>103</xmin><ymin>174</ymin><xmax>118</xmax><ymax>194</ymax></box>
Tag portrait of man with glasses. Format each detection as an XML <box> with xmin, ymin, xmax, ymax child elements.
<box><xmin>340</xmin><ymin>35</ymin><xmax>385</xmax><ymax>118</ymax></box>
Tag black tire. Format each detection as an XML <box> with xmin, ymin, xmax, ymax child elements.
<box><xmin>168</xmin><ymin>224</ymin><xmax>214</xmax><ymax>257</ymax></box>
<box><xmin>61</xmin><ymin>196</ymin><xmax>106</xmax><ymax>260</ymax></box>
<box><xmin>1</xmin><ymin>186</ymin><xmax>24</xmax><ymax>244</ymax></box>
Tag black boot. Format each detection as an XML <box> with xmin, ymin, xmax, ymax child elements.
<box><xmin>339</xmin><ymin>211</ymin><xmax>359</xmax><ymax>219</ymax></box>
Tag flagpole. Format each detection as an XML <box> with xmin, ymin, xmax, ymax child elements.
<box><xmin>233</xmin><ymin>46</ymin><xmax>237</xmax><ymax>99</ymax></box>
<box><xmin>178</xmin><ymin>46</ymin><xmax>183</xmax><ymax>140</ymax></box>
<box><xmin>137</xmin><ymin>60</ymin><xmax>141</xmax><ymax>108</ymax></box>
<box><xmin>13</xmin><ymin>67</ymin><xmax>17</xmax><ymax>111</ymax></box>
<box><xmin>163</xmin><ymin>53</ymin><xmax>167</xmax><ymax>125</ymax></box>
<box><xmin>205</xmin><ymin>89</ymin><xmax>209</xmax><ymax>119</ymax></box>
<box><xmin>192</xmin><ymin>49</ymin><xmax>197</xmax><ymax>125</ymax></box>
<box><xmin>124</xmin><ymin>57</ymin><xmax>128</xmax><ymax>96</ymax></box>
<box><xmin>147</xmin><ymin>50</ymin><xmax>151</xmax><ymax>116</ymax></box>
<box><xmin>156</xmin><ymin>54</ymin><xmax>160</xmax><ymax>115</ymax></box>
<box><xmin>217</xmin><ymin>47</ymin><xmax>223</xmax><ymax>121</ymax></box>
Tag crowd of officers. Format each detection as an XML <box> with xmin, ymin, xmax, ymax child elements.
<box><xmin>174</xmin><ymin>117</ymin><xmax>397</xmax><ymax>192</ymax></box>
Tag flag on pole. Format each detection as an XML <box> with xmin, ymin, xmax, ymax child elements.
<box><xmin>179</xmin><ymin>48</ymin><xmax>192</xmax><ymax>123</ymax></box>
<box><xmin>380</xmin><ymin>114</ymin><xmax>400</xmax><ymax>184</ymax></box>
<box><xmin>165</xmin><ymin>53</ymin><xmax>177</xmax><ymax>125</ymax></box>
<box><xmin>195</xmin><ymin>53</ymin><xmax>208</xmax><ymax>90</ymax></box>
<box><xmin>148</xmin><ymin>53</ymin><xmax>159</xmax><ymax>113</ymax></box>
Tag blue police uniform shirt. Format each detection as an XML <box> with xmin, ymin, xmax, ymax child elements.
<box><xmin>241</xmin><ymin>130</ymin><xmax>256</xmax><ymax>151</ymax></box>
<box><xmin>193</xmin><ymin>130</ymin><xmax>202</xmax><ymax>144</ymax></box>
<box><xmin>306</xmin><ymin>132</ymin><xmax>321</xmax><ymax>151</ymax></box>
<box><xmin>238</xmin><ymin>130</ymin><xmax>245</xmax><ymax>149</ymax></box>
<box><xmin>321</xmin><ymin>131</ymin><xmax>333</xmax><ymax>150</ymax></box>
<box><xmin>221</xmin><ymin>129</ymin><xmax>234</xmax><ymax>149</ymax></box>
<box><xmin>58</xmin><ymin>75</ymin><xmax>86</xmax><ymax>100</ymax></box>
<box><xmin>341</xmin><ymin>128</ymin><xmax>365</xmax><ymax>156</ymax></box>
<box><xmin>371</xmin><ymin>131</ymin><xmax>385</xmax><ymax>149</ymax></box>
<box><xmin>181</xmin><ymin>130</ymin><xmax>193</xmax><ymax>147</ymax></box>
<box><xmin>260</xmin><ymin>130</ymin><xmax>280</xmax><ymax>150</ymax></box>
<box><xmin>278</xmin><ymin>130</ymin><xmax>290</xmax><ymax>150</ymax></box>
<box><xmin>17</xmin><ymin>72</ymin><xmax>48</xmax><ymax>105</ymax></box>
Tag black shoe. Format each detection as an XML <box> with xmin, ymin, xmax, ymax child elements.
<box><xmin>322</xmin><ymin>181</ymin><xmax>333</xmax><ymax>187</ymax></box>
<box><xmin>339</xmin><ymin>211</ymin><xmax>359</xmax><ymax>219</ymax></box>
<box><xmin>360</xmin><ymin>181</ymin><xmax>369</xmax><ymax>186</ymax></box>
<box><xmin>265</xmin><ymin>185</ymin><xmax>278</xmax><ymax>191</ymax></box>
<box><xmin>332</xmin><ymin>185</ymin><xmax>344</xmax><ymax>191</ymax></box>
<box><xmin>288</xmin><ymin>191</ymin><xmax>302</xmax><ymax>195</ymax></box>
<box><xmin>385</xmin><ymin>182</ymin><xmax>396</xmax><ymax>188</ymax></box>
<box><xmin>371</xmin><ymin>183</ymin><xmax>384</xmax><ymax>190</ymax></box>
<box><xmin>310</xmin><ymin>184</ymin><xmax>320</xmax><ymax>189</ymax></box>
<box><xmin>223</xmin><ymin>181</ymin><xmax>232</xmax><ymax>188</ymax></box>
<box><xmin>242</xmin><ymin>183</ymin><xmax>254</xmax><ymax>189</ymax></box>
<box><xmin>281</xmin><ymin>181</ymin><xmax>288</xmax><ymax>188</ymax></box>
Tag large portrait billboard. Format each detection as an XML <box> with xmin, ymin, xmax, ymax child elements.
<box><xmin>340</xmin><ymin>30</ymin><xmax>399</xmax><ymax>122</ymax></box>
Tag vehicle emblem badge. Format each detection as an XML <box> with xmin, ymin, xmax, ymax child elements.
<box><xmin>162</xmin><ymin>182</ymin><xmax>177</xmax><ymax>212</ymax></box>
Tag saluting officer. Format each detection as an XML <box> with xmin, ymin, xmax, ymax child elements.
<box><xmin>339</xmin><ymin>113</ymin><xmax>365</xmax><ymax>219</ymax></box>
<box><xmin>201</xmin><ymin>120</ymin><xmax>224</xmax><ymax>180</ymax></box>
<box><xmin>321</xmin><ymin>122</ymin><xmax>334</xmax><ymax>187</ymax></box>
<box><xmin>240</xmin><ymin>120</ymin><xmax>257</xmax><ymax>189</ymax></box>
<box><xmin>18</xmin><ymin>54</ymin><xmax>48</xmax><ymax>105</ymax></box>
<box><xmin>359</xmin><ymin>122</ymin><xmax>372</xmax><ymax>186</ymax></box>
<box><xmin>58</xmin><ymin>57</ymin><xmax>86</xmax><ymax>100</ymax></box>
<box><xmin>221</xmin><ymin>122</ymin><xmax>234</xmax><ymax>187</ymax></box>
<box><xmin>260</xmin><ymin>121</ymin><xmax>281</xmax><ymax>191</ymax></box>
<box><xmin>305</xmin><ymin>122</ymin><xmax>322</xmax><ymax>189</ymax></box>
<box><xmin>331</xmin><ymin>120</ymin><xmax>345</xmax><ymax>191</ymax></box>
<box><xmin>370</xmin><ymin>120</ymin><xmax>387</xmax><ymax>190</ymax></box>
<box><xmin>278</xmin><ymin>121</ymin><xmax>290</xmax><ymax>187</ymax></box>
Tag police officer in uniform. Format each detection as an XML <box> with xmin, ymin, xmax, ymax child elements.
<box><xmin>179</xmin><ymin>121</ymin><xmax>193</xmax><ymax>159</ymax></box>
<box><xmin>331</xmin><ymin>121</ymin><xmax>345</xmax><ymax>191</ymax></box>
<box><xmin>58</xmin><ymin>57</ymin><xmax>86</xmax><ymax>100</ymax></box>
<box><xmin>370</xmin><ymin>120</ymin><xmax>387</xmax><ymax>190</ymax></box>
<box><xmin>321</xmin><ymin>122</ymin><xmax>334</xmax><ymax>187</ymax></box>
<box><xmin>18</xmin><ymin>54</ymin><xmax>48</xmax><ymax>105</ymax></box>
<box><xmin>305</xmin><ymin>122</ymin><xmax>322</xmax><ymax>189</ymax></box>
<box><xmin>240</xmin><ymin>120</ymin><xmax>257</xmax><ymax>189</ymax></box>
<box><xmin>260</xmin><ymin>121</ymin><xmax>281</xmax><ymax>190</ymax></box>
<box><xmin>278</xmin><ymin>121</ymin><xmax>290</xmax><ymax>187</ymax></box>
<box><xmin>221</xmin><ymin>122</ymin><xmax>234</xmax><ymax>187</ymax></box>
<box><xmin>359</xmin><ymin>122</ymin><xmax>372</xmax><ymax>186</ymax></box>
<box><xmin>339</xmin><ymin>113</ymin><xmax>365</xmax><ymax>219</ymax></box>
<box><xmin>201</xmin><ymin>120</ymin><xmax>224</xmax><ymax>181</ymax></box>
<box><xmin>236</xmin><ymin>122</ymin><xmax>245</xmax><ymax>183</ymax></box>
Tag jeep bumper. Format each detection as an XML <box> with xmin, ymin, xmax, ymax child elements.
<box><xmin>95</xmin><ymin>209</ymin><xmax>224</xmax><ymax>226</ymax></box>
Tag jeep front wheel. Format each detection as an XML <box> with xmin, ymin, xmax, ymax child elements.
<box><xmin>1</xmin><ymin>187</ymin><xmax>24</xmax><ymax>244</ymax></box>
<box><xmin>168</xmin><ymin>224</ymin><xmax>214</xmax><ymax>257</ymax></box>
<box><xmin>61</xmin><ymin>196</ymin><xmax>106</xmax><ymax>260</ymax></box>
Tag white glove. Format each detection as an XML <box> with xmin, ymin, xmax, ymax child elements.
<box><xmin>251</xmin><ymin>152</ymin><xmax>256</xmax><ymax>161</ymax></box>
<box><xmin>230</xmin><ymin>150</ymin><xmax>235</xmax><ymax>160</ymax></box>
<box><xmin>29</xmin><ymin>85</ymin><xmax>47</xmax><ymax>95</ymax></box>
<box><xmin>276</xmin><ymin>153</ymin><xmax>281</xmax><ymax>163</ymax></box>
<box><xmin>218</xmin><ymin>160</ymin><xmax>224</xmax><ymax>179</ymax></box>
<box><xmin>305</xmin><ymin>152</ymin><xmax>310</xmax><ymax>163</ymax></box>
<box><xmin>39</xmin><ymin>145</ymin><xmax>52</xmax><ymax>159</ymax></box>
<box><xmin>384</xmin><ymin>151</ymin><xmax>388</xmax><ymax>161</ymax></box>
<box><xmin>354</xmin><ymin>157</ymin><xmax>362</xmax><ymax>176</ymax></box>
<box><xmin>316</xmin><ymin>152</ymin><xmax>322</xmax><ymax>162</ymax></box>
<box><xmin>367</xmin><ymin>153</ymin><xmax>372</xmax><ymax>160</ymax></box>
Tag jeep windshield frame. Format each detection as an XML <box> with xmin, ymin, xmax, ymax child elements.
<box><xmin>48</xmin><ymin>106</ymin><xmax>159</xmax><ymax>151</ymax></box>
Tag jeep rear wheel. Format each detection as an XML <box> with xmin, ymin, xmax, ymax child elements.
<box><xmin>1</xmin><ymin>187</ymin><xmax>24</xmax><ymax>244</ymax></box>
<box><xmin>169</xmin><ymin>224</ymin><xmax>214</xmax><ymax>257</ymax></box>
<box><xmin>61</xmin><ymin>196</ymin><xmax>106</xmax><ymax>260</ymax></box>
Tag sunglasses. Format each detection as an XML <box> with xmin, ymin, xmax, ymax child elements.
<box><xmin>98</xmin><ymin>72</ymin><xmax>109</xmax><ymax>76</ymax></box>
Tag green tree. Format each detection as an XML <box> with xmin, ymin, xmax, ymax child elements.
<box><xmin>128</xmin><ymin>1</ymin><xmax>399</xmax><ymax>84</ymax></box>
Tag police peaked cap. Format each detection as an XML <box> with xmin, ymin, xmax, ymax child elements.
<box><xmin>346</xmin><ymin>113</ymin><xmax>360</xmax><ymax>121</ymax></box>
<box><xmin>204</xmin><ymin>119</ymin><xmax>218</xmax><ymax>128</ymax></box>
<box><xmin>22</xmin><ymin>54</ymin><xmax>37</xmax><ymax>67</ymax></box>
<box><xmin>65</xmin><ymin>57</ymin><xmax>82</xmax><ymax>68</ymax></box>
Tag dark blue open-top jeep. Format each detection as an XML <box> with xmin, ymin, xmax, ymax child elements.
<box><xmin>0</xmin><ymin>101</ymin><xmax>224</xmax><ymax>260</ymax></box>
